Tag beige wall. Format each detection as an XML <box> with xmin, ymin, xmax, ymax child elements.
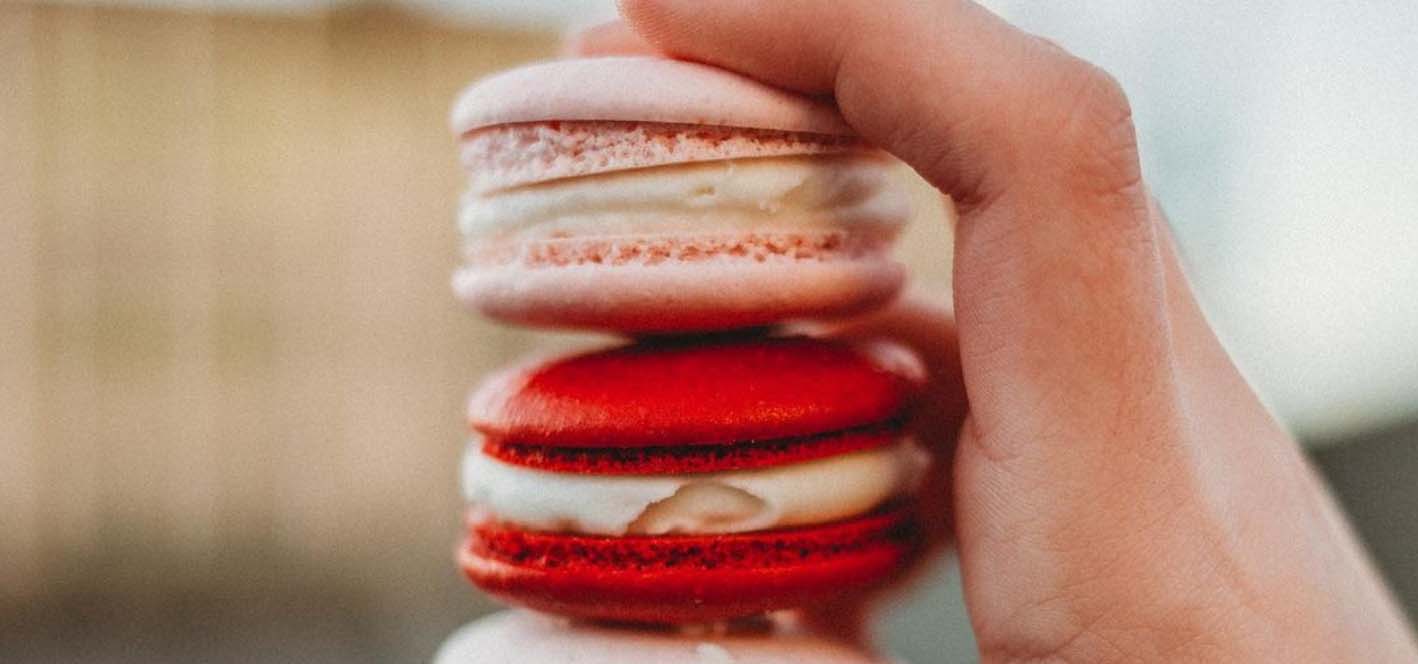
<box><xmin>0</xmin><ymin>2</ymin><xmax>953</xmax><ymax>629</ymax></box>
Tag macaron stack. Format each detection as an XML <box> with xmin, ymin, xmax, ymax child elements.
<box><xmin>437</xmin><ymin>56</ymin><xmax>925</xmax><ymax>662</ymax></box>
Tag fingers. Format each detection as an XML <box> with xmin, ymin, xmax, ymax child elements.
<box><xmin>618</xmin><ymin>0</ymin><xmax>1162</xmax><ymax>515</ymax></box>
<box><xmin>610</xmin><ymin>4</ymin><xmax>1417</xmax><ymax>659</ymax></box>
<box><xmin>618</xmin><ymin>0</ymin><xmax>1162</xmax><ymax>456</ymax></box>
<box><xmin>817</xmin><ymin>295</ymin><xmax>968</xmax><ymax>552</ymax></box>
<box><xmin>617</xmin><ymin>0</ymin><xmax>1161</xmax><ymax>628</ymax></box>
<box><xmin>617</xmin><ymin>0</ymin><xmax>1219</xmax><ymax>653</ymax></box>
<box><xmin>805</xmin><ymin>296</ymin><xmax>967</xmax><ymax>644</ymax></box>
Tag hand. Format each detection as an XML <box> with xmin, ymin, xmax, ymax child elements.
<box><xmin>572</xmin><ymin>2</ymin><xmax>1418</xmax><ymax>661</ymax></box>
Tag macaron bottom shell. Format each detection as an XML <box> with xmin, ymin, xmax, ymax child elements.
<box><xmin>459</xmin><ymin>505</ymin><xmax>917</xmax><ymax>624</ymax></box>
<box><xmin>453</xmin><ymin>247</ymin><xmax>904</xmax><ymax>333</ymax></box>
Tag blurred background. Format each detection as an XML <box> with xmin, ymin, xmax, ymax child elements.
<box><xmin>1</xmin><ymin>1</ymin><xmax>1415</xmax><ymax>662</ymax></box>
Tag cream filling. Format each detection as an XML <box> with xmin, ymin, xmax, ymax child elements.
<box><xmin>461</xmin><ymin>438</ymin><xmax>928</xmax><ymax>536</ymax></box>
<box><xmin>459</xmin><ymin>154</ymin><xmax>912</xmax><ymax>244</ymax></box>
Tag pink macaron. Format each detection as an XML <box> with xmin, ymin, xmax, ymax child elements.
<box><xmin>435</xmin><ymin>611</ymin><xmax>893</xmax><ymax>664</ymax></box>
<box><xmin>450</xmin><ymin>56</ymin><xmax>914</xmax><ymax>333</ymax></box>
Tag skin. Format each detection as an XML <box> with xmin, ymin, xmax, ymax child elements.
<box><xmin>571</xmin><ymin>4</ymin><xmax>1418</xmax><ymax>662</ymax></box>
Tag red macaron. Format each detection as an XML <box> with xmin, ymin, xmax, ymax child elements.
<box><xmin>459</xmin><ymin>336</ymin><xmax>926</xmax><ymax>623</ymax></box>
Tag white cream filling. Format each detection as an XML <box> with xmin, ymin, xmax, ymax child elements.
<box><xmin>461</xmin><ymin>438</ymin><xmax>928</xmax><ymax>536</ymax></box>
<box><xmin>459</xmin><ymin>154</ymin><xmax>912</xmax><ymax>243</ymax></box>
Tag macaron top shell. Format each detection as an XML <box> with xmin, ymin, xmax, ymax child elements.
<box><xmin>435</xmin><ymin>611</ymin><xmax>891</xmax><ymax>664</ymax></box>
<box><xmin>468</xmin><ymin>336</ymin><xmax>923</xmax><ymax>448</ymax></box>
<box><xmin>450</xmin><ymin>56</ymin><xmax>854</xmax><ymax>137</ymax></box>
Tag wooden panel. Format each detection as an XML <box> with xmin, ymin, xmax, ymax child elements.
<box><xmin>90</xmin><ymin>6</ymin><xmax>223</xmax><ymax>567</ymax></box>
<box><xmin>1</xmin><ymin>5</ymin><xmax>558</xmax><ymax>608</ymax></box>
<box><xmin>0</xmin><ymin>5</ymin><xmax>43</xmax><ymax>601</ymax></box>
<box><xmin>29</xmin><ymin>6</ymin><xmax>108</xmax><ymax>594</ymax></box>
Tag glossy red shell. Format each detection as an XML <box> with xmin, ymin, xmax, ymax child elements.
<box><xmin>468</xmin><ymin>336</ymin><xmax>922</xmax><ymax>448</ymax></box>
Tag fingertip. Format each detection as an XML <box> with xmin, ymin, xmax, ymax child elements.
<box><xmin>616</xmin><ymin>0</ymin><xmax>703</xmax><ymax>62</ymax></box>
<box><xmin>561</xmin><ymin>20</ymin><xmax>660</xmax><ymax>58</ymax></box>
<box><xmin>615</xmin><ymin>0</ymin><xmax>665</xmax><ymax>42</ymax></box>
<box><xmin>810</xmin><ymin>293</ymin><xmax>967</xmax><ymax>426</ymax></box>
<box><xmin>614</xmin><ymin>0</ymin><xmax>647</xmax><ymax>21</ymax></box>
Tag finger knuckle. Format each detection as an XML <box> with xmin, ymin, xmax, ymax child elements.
<box><xmin>1056</xmin><ymin>65</ymin><xmax>1142</xmax><ymax>194</ymax></box>
<box><xmin>1007</xmin><ymin>54</ymin><xmax>1143</xmax><ymax>206</ymax></box>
